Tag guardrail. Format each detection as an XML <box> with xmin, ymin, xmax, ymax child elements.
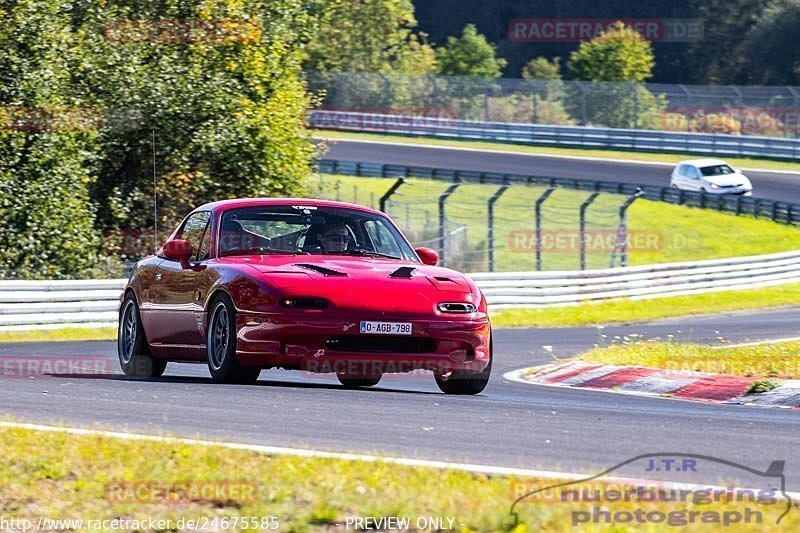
<box><xmin>4</xmin><ymin>250</ymin><xmax>800</xmax><ymax>327</ymax></box>
<box><xmin>309</xmin><ymin>110</ymin><xmax>800</xmax><ymax>161</ymax></box>
<box><xmin>317</xmin><ymin>158</ymin><xmax>800</xmax><ymax>225</ymax></box>
<box><xmin>471</xmin><ymin>250</ymin><xmax>800</xmax><ymax>309</ymax></box>
<box><xmin>0</xmin><ymin>279</ymin><xmax>125</xmax><ymax>329</ymax></box>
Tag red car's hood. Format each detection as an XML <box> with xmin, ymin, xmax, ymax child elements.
<box><xmin>219</xmin><ymin>254</ymin><xmax>478</xmax><ymax>316</ymax></box>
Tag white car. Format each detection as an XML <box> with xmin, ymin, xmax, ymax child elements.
<box><xmin>670</xmin><ymin>159</ymin><xmax>753</xmax><ymax>196</ymax></box>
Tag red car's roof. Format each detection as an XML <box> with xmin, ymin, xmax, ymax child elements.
<box><xmin>194</xmin><ymin>198</ymin><xmax>384</xmax><ymax>216</ymax></box>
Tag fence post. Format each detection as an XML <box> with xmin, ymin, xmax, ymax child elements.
<box><xmin>487</xmin><ymin>183</ymin><xmax>510</xmax><ymax>272</ymax></box>
<box><xmin>483</xmin><ymin>82</ymin><xmax>489</xmax><ymax>122</ymax></box>
<box><xmin>611</xmin><ymin>189</ymin><xmax>645</xmax><ymax>268</ymax></box>
<box><xmin>438</xmin><ymin>180</ymin><xmax>462</xmax><ymax>266</ymax></box>
<box><xmin>535</xmin><ymin>188</ymin><xmax>556</xmax><ymax>271</ymax></box>
<box><xmin>579</xmin><ymin>192</ymin><xmax>601</xmax><ymax>270</ymax></box>
<box><xmin>379</xmin><ymin>178</ymin><xmax>405</xmax><ymax>213</ymax></box>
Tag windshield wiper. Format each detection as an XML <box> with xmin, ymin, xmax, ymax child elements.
<box><xmin>220</xmin><ymin>248</ymin><xmax>309</xmax><ymax>257</ymax></box>
<box><xmin>343</xmin><ymin>249</ymin><xmax>402</xmax><ymax>260</ymax></box>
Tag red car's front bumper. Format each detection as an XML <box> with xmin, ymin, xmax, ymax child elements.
<box><xmin>233</xmin><ymin>311</ymin><xmax>491</xmax><ymax>375</ymax></box>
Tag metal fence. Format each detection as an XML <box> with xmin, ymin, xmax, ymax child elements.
<box><xmin>5</xmin><ymin>250</ymin><xmax>800</xmax><ymax>328</ymax></box>
<box><xmin>317</xmin><ymin>158</ymin><xmax>800</xmax><ymax>225</ymax></box>
<box><xmin>315</xmin><ymin>159</ymin><xmax>646</xmax><ymax>272</ymax></box>
<box><xmin>309</xmin><ymin>109</ymin><xmax>800</xmax><ymax>160</ymax></box>
<box><xmin>316</xmin><ymin>158</ymin><xmax>800</xmax><ymax>274</ymax></box>
<box><xmin>306</xmin><ymin>72</ymin><xmax>800</xmax><ymax>138</ymax></box>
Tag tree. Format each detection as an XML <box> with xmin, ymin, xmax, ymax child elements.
<box><xmin>302</xmin><ymin>0</ymin><xmax>437</xmax><ymax>116</ymax></box>
<box><xmin>75</xmin><ymin>0</ymin><xmax>316</xmax><ymax>235</ymax></box>
<box><xmin>391</xmin><ymin>33</ymin><xmax>438</xmax><ymax>75</ymax></box>
<box><xmin>303</xmin><ymin>0</ymin><xmax>436</xmax><ymax>75</ymax></box>
<box><xmin>685</xmin><ymin>0</ymin><xmax>769</xmax><ymax>84</ymax></box>
<box><xmin>0</xmin><ymin>0</ymin><xmax>102</xmax><ymax>279</ymax></box>
<box><xmin>567</xmin><ymin>22</ymin><xmax>655</xmax><ymax>83</ymax></box>
<box><xmin>436</xmin><ymin>23</ymin><xmax>506</xmax><ymax>78</ymax></box>
<box><xmin>522</xmin><ymin>57</ymin><xmax>561</xmax><ymax>80</ymax></box>
<box><xmin>737</xmin><ymin>0</ymin><xmax>800</xmax><ymax>84</ymax></box>
<box><xmin>521</xmin><ymin>56</ymin><xmax>564</xmax><ymax>101</ymax></box>
<box><xmin>565</xmin><ymin>23</ymin><xmax>664</xmax><ymax>129</ymax></box>
<box><xmin>1</xmin><ymin>0</ymin><xmax>318</xmax><ymax>276</ymax></box>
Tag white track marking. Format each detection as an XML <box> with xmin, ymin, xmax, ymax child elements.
<box><xmin>318</xmin><ymin>137</ymin><xmax>800</xmax><ymax>175</ymax></box>
<box><xmin>2</xmin><ymin>420</ymin><xmax>797</xmax><ymax>499</ymax></box>
<box><xmin>712</xmin><ymin>336</ymin><xmax>800</xmax><ymax>349</ymax></box>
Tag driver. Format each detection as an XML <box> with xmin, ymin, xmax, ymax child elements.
<box><xmin>317</xmin><ymin>222</ymin><xmax>351</xmax><ymax>253</ymax></box>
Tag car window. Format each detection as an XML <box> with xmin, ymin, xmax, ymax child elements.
<box><xmin>686</xmin><ymin>166</ymin><xmax>700</xmax><ymax>179</ymax></box>
<box><xmin>700</xmin><ymin>164</ymin><xmax>735</xmax><ymax>177</ymax></box>
<box><xmin>364</xmin><ymin>220</ymin><xmax>402</xmax><ymax>257</ymax></box>
<box><xmin>218</xmin><ymin>205</ymin><xmax>417</xmax><ymax>260</ymax></box>
<box><xmin>677</xmin><ymin>164</ymin><xmax>688</xmax><ymax>176</ymax></box>
<box><xmin>196</xmin><ymin>220</ymin><xmax>212</xmax><ymax>261</ymax></box>
<box><xmin>177</xmin><ymin>211</ymin><xmax>211</xmax><ymax>259</ymax></box>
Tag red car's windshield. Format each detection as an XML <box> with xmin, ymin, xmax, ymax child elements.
<box><xmin>217</xmin><ymin>205</ymin><xmax>418</xmax><ymax>261</ymax></box>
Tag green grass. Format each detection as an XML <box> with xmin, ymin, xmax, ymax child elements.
<box><xmin>490</xmin><ymin>283</ymin><xmax>800</xmax><ymax>328</ymax></box>
<box><xmin>309</xmin><ymin>174</ymin><xmax>800</xmax><ymax>272</ymax></box>
<box><xmin>579</xmin><ymin>340</ymin><xmax>800</xmax><ymax>379</ymax></box>
<box><xmin>748</xmin><ymin>380</ymin><xmax>782</xmax><ymax>393</ymax></box>
<box><xmin>1</xmin><ymin>424</ymin><xmax>795</xmax><ymax>531</ymax></box>
<box><xmin>315</xmin><ymin>130</ymin><xmax>800</xmax><ymax>172</ymax></box>
<box><xmin>0</xmin><ymin>327</ymin><xmax>117</xmax><ymax>343</ymax></box>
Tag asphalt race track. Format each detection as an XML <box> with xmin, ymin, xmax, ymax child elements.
<box><xmin>324</xmin><ymin>139</ymin><xmax>800</xmax><ymax>203</ymax></box>
<box><xmin>2</xmin><ymin>307</ymin><xmax>799</xmax><ymax>490</ymax></box>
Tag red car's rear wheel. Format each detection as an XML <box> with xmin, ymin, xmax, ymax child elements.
<box><xmin>118</xmin><ymin>294</ymin><xmax>166</xmax><ymax>378</ymax></box>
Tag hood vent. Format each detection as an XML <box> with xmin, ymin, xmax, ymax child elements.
<box><xmin>389</xmin><ymin>266</ymin><xmax>416</xmax><ymax>278</ymax></box>
<box><xmin>295</xmin><ymin>263</ymin><xmax>347</xmax><ymax>277</ymax></box>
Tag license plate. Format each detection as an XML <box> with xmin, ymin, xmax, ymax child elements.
<box><xmin>360</xmin><ymin>321</ymin><xmax>412</xmax><ymax>335</ymax></box>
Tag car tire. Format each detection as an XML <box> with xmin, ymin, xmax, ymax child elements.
<box><xmin>336</xmin><ymin>373</ymin><xmax>382</xmax><ymax>388</ymax></box>
<box><xmin>207</xmin><ymin>294</ymin><xmax>260</xmax><ymax>384</ymax></box>
<box><xmin>118</xmin><ymin>294</ymin><xmax>167</xmax><ymax>378</ymax></box>
<box><xmin>434</xmin><ymin>336</ymin><xmax>492</xmax><ymax>395</ymax></box>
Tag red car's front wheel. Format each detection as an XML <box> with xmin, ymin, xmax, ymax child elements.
<box><xmin>206</xmin><ymin>294</ymin><xmax>261</xmax><ymax>384</ymax></box>
<box><xmin>337</xmin><ymin>373</ymin><xmax>382</xmax><ymax>388</ymax></box>
<box><xmin>434</xmin><ymin>336</ymin><xmax>492</xmax><ymax>395</ymax></box>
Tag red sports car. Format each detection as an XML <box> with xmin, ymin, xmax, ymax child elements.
<box><xmin>118</xmin><ymin>198</ymin><xmax>492</xmax><ymax>394</ymax></box>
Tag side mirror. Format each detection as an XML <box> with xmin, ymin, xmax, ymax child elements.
<box><xmin>415</xmin><ymin>247</ymin><xmax>439</xmax><ymax>266</ymax></box>
<box><xmin>162</xmin><ymin>239</ymin><xmax>193</xmax><ymax>268</ymax></box>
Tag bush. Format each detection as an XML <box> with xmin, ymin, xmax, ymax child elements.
<box><xmin>486</xmin><ymin>94</ymin><xmax>574</xmax><ymax>125</ymax></box>
<box><xmin>0</xmin><ymin>132</ymin><xmax>102</xmax><ymax>279</ymax></box>
<box><xmin>566</xmin><ymin>82</ymin><xmax>666</xmax><ymax>129</ymax></box>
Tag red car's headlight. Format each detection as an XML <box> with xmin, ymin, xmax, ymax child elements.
<box><xmin>280</xmin><ymin>297</ymin><xmax>329</xmax><ymax>310</ymax></box>
<box><xmin>437</xmin><ymin>302</ymin><xmax>477</xmax><ymax>314</ymax></box>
